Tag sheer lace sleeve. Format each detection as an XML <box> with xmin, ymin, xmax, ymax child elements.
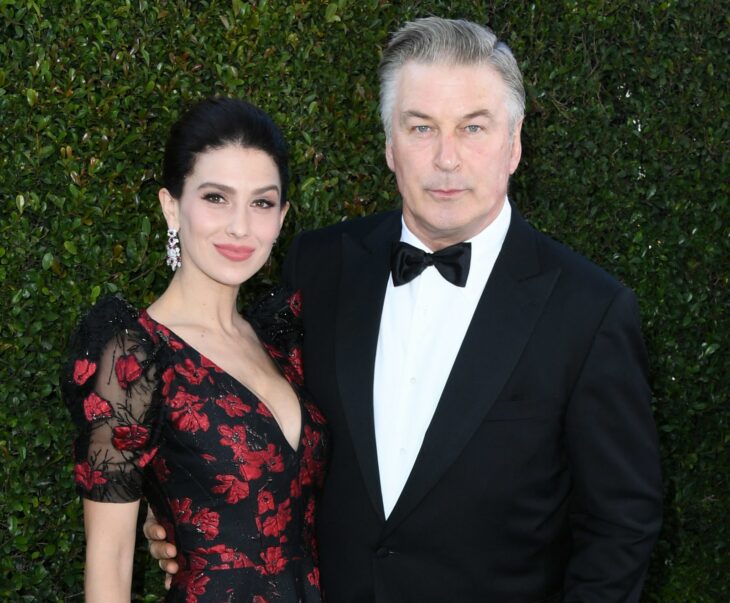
<box><xmin>246</xmin><ymin>287</ymin><xmax>304</xmax><ymax>386</ymax></box>
<box><xmin>61</xmin><ymin>296</ymin><xmax>164</xmax><ymax>502</ymax></box>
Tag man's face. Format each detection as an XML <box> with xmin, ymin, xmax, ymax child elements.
<box><xmin>385</xmin><ymin>61</ymin><xmax>522</xmax><ymax>250</ymax></box>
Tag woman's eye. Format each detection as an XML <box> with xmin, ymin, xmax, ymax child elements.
<box><xmin>252</xmin><ymin>198</ymin><xmax>275</xmax><ymax>208</ymax></box>
<box><xmin>203</xmin><ymin>193</ymin><xmax>225</xmax><ymax>204</ymax></box>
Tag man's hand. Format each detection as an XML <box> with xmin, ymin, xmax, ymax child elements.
<box><xmin>143</xmin><ymin>506</ymin><xmax>178</xmax><ymax>590</ymax></box>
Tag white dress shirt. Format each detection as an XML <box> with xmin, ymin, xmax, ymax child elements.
<box><xmin>373</xmin><ymin>200</ymin><xmax>511</xmax><ymax>517</ymax></box>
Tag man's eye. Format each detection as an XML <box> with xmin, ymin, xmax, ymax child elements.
<box><xmin>414</xmin><ymin>125</ymin><xmax>431</xmax><ymax>134</ymax></box>
<box><xmin>203</xmin><ymin>193</ymin><xmax>225</xmax><ymax>204</ymax></box>
<box><xmin>465</xmin><ymin>125</ymin><xmax>482</xmax><ymax>133</ymax></box>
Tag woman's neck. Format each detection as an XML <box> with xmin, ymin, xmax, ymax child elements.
<box><xmin>148</xmin><ymin>270</ymin><xmax>245</xmax><ymax>335</ymax></box>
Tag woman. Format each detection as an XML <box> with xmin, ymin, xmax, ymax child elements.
<box><xmin>62</xmin><ymin>98</ymin><xmax>328</xmax><ymax>602</ymax></box>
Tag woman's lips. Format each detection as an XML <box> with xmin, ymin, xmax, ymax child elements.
<box><xmin>214</xmin><ymin>244</ymin><xmax>255</xmax><ymax>261</ymax></box>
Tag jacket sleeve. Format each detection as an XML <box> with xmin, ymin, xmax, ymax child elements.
<box><xmin>564</xmin><ymin>286</ymin><xmax>663</xmax><ymax>602</ymax></box>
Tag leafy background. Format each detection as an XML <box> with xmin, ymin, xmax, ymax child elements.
<box><xmin>1</xmin><ymin>0</ymin><xmax>727</xmax><ymax>600</ymax></box>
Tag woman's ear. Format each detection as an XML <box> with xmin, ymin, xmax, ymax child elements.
<box><xmin>158</xmin><ymin>188</ymin><xmax>179</xmax><ymax>229</ymax></box>
<box><xmin>278</xmin><ymin>201</ymin><xmax>290</xmax><ymax>230</ymax></box>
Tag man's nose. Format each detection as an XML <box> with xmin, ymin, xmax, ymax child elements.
<box><xmin>434</xmin><ymin>133</ymin><xmax>461</xmax><ymax>171</ymax></box>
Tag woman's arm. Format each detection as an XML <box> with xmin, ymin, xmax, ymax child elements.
<box><xmin>83</xmin><ymin>499</ymin><xmax>140</xmax><ymax>603</ymax></box>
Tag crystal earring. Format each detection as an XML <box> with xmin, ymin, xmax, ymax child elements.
<box><xmin>166</xmin><ymin>228</ymin><xmax>181</xmax><ymax>271</ymax></box>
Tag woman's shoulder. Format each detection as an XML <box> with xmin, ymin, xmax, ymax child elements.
<box><xmin>246</xmin><ymin>286</ymin><xmax>304</xmax><ymax>386</ymax></box>
<box><xmin>246</xmin><ymin>286</ymin><xmax>302</xmax><ymax>335</ymax></box>
<box><xmin>66</xmin><ymin>296</ymin><xmax>152</xmax><ymax>360</ymax></box>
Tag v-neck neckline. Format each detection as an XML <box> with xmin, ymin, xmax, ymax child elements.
<box><xmin>140</xmin><ymin>308</ymin><xmax>303</xmax><ymax>454</ymax></box>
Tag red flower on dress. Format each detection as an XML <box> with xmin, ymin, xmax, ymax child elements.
<box><xmin>201</xmin><ymin>543</ymin><xmax>256</xmax><ymax>570</ymax></box>
<box><xmin>257</xmin><ymin>490</ymin><xmax>275</xmax><ymax>514</ymax></box>
<box><xmin>112</xmin><ymin>424</ymin><xmax>149</xmax><ymax>450</ymax></box>
<box><xmin>290</xmin><ymin>477</ymin><xmax>302</xmax><ymax>498</ymax></box>
<box><xmin>181</xmin><ymin>571</ymin><xmax>210</xmax><ymax>602</ymax></box>
<box><xmin>215</xmin><ymin>394</ymin><xmax>251</xmax><ymax>418</ymax></box>
<box><xmin>152</xmin><ymin>455</ymin><xmax>171</xmax><ymax>482</ymax></box>
<box><xmin>74</xmin><ymin>461</ymin><xmax>107</xmax><ymax>490</ymax></box>
<box><xmin>181</xmin><ymin>549</ymin><xmax>208</xmax><ymax>573</ymax></box>
<box><xmin>199</xmin><ymin>355</ymin><xmax>223</xmax><ymax>372</ymax></box>
<box><xmin>138</xmin><ymin>446</ymin><xmax>159</xmax><ymax>468</ymax></box>
<box><xmin>171</xmin><ymin>497</ymin><xmax>194</xmax><ymax>523</ymax></box>
<box><xmin>148</xmin><ymin>320</ymin><xmax>184</xmax><ymax>351</ymax></box>
<box><xmin>307</xmin><ymin>567</ymin><xmax>320</xmax><ymax>588</ymax></box>
<box><xmin>263</xmin><ymin>341</ymin><xmax>284</xmax><ymax>360</ymax></box>
<box><xmin>212</xmin><ymin>474</ymin><xmax>250</xmax><ymax>504</ymax></box>
<box><xmin>287</xmin><ymin>290</ymin><xmax>302</xmax><ymax>317</ymax></box>
<box><xmin>260</xmin><ymin>546</ymin><xmax>286</xmax><ymax>575</ymax></box>
<box><xmin>73</xmin><ymin>358</ymin><xmax>96</xmax><ymax>385</ymax></box>
<box><xmin>169</xmin><ymin>389</ymin><xmax>210</xmax><ymax>433</ymax></box>
<box><xmin>82</xmin><ymin>392</ymin><xmax>112</xmax><ymax>421</ymax></box>
<box><xmin>115</xmin><ymin>354</ymin><xmax>143</xmax><ymax>389</ymax></box>
<box><xmin>241</xmin><ymin>443</ymin><xmax>284</xmax><ymax>478</ymax></box>
<box><xmin>252</xmin><ymin>597</ymin><xmax>269</xmax><ymax>603</ymax></box>
<box><xmin>191</xmin><ymin>507</ymin><xmax>220</xmax><ymax>540</ymax></box>
<box><xmin>161</xmin><ymin>366</ymin><xmax>175</xmax><ymax>397</ymax></box>
<box><xmin>286</xmin><ymin>346</ymin><xmax>304</xmax><ymax>384</ymax></box>
<box><xmin>305</xmin><ymin>401</ymin><xmax>326</xmax><ymax>425</ymax></box>
<box><xmin>237</xmin><ymin>451</ymin><xmax>265</xmax><ymax>482</ymax></box>
<box><xmin>137</xmin><ymin>313</ymin><xmax>157</xmax><ymax>340</ymax></box>
<box><xmin>256</xmin><ymin>402</ymin><xmax>273</xmax><ymax>418</ymax></box>
<box><xmin>260</xmin><ymin>499</ymin><xmax>292</xmax><ymax>538</ymax></box>
<box><xmin>175</xmin><ymin>358</ymin><xmax>209</xmax><ymax>386</ymax></box>
<box><xmin>218</xmin><ymin>424</ymin><xmax>250</xmax><ymax>463</ymax></box>
<box><xmin>304</xmin><ymin>496</ymin><xmax>316</xmax><ymax>526</ymax></box>
<box><xmin>260</xmin><ymin>444</ymin><xmax>285</xmax><ymax>473</ymax></box>
<box><xmin>301</xmin><ymin>425</ymin><xmax>321</xmax><ymax>451</ymax></box>
<box><xmin>167</xmin><ymin>336</ymin><xmax>184</xmax><ymax>352</ymax></box>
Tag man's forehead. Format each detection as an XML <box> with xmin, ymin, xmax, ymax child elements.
<box><xmin>394</xmin><ymin>61</ymin><xmax>503</xmax><ymax>116</ymax></box>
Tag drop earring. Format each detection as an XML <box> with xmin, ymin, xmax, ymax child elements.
<box><xmin>166</xmin><ymin>228</ymin><xmax>181</xmax><ymax>271</ymax></box>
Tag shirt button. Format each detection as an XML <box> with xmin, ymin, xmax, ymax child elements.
<box><xmin>375</xmin><ymin>546</ymin><xmax>392</xmax><ymax>558</ymax></box>
<box><xmin>409</xmin><ymin>377</ymin><xmax>416</xmax><ymax>384</ymax></box>
<box><xmin>399</xmin><ymin>448</ymin><xmax>407</xmax><ymax>456</ymax></box>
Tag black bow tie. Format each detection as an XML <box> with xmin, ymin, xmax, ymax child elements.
<box><xmin>391</xmin><ymin>241</ymin><xmax>471</xmax><ymax>287</ymax></box>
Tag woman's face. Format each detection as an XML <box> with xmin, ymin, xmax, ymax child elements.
<box><xmin>161</xmin><ymin>144</ymin><xmax>287</xmax><ymax>288</ymax></box>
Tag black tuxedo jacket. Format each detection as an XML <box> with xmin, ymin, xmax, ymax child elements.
<box><xmin>282</xmin><ymin>207</ymin><xmax>662</xmax><ymax>603</ymax></box>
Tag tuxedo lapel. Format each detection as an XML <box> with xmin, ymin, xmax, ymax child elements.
<box><xmin>383</xmin><ymin>210</ymin><xmax>561</xmax><ymax>534</ymax></box>
<box><xmin>335</xmin><ymin>212</ymin><xmax>401</xmax><ymax>522</ymax></box>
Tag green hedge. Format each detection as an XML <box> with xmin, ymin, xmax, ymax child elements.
<box><xmin>1</xmin><ymin>1</ymin><xmax>727</xmax><ymax>600</ymax></box>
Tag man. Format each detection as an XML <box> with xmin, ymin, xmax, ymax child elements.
<box><xmin>147</xmin><ymin>17</ymin><xmax>662</xmax><ymax>601</ymax></box>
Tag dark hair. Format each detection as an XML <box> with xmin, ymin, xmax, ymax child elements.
<box><xmin>162</xmin><ymin>97</ymin><xmax>289</xmax><ymax>204</ymax></box>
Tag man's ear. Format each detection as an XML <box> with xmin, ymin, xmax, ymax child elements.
<box><xmin>509</xmin><ymin>119</ymin><xmax>523</xmax><ymax>175</ymax></box>
<box><xmin>158</xmin><ymin>188</ymin><xmax>179</xmax><ymax>229</ymax></box>
<box><xmin>385</xmin><ymin>141</ymin><xmax>396</xmax><ymax>173</ymax></box>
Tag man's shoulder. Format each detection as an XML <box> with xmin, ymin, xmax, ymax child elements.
<box><xmin>520</xmin><ymin>215</ymin><xmax>628</xmax><ymax>297</ymax></box>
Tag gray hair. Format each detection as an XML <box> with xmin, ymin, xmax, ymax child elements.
<box><xmin>378</xmin><ymin>17</ymin><xmax>526</xmax><ymax>142</ymax></box>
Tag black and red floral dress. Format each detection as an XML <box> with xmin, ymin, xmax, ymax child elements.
<box><xmin>62</xmin><ymin>289</ymin><xmax>328</xmax><ymax>602</ymax></box>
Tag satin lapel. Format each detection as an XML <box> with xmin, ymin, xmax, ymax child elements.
<box><xmin>335</xmin><ymin>212</ymin><xmax>401</xmax><ymax>522</ymax></box>
<box><xmin>383</xmin><ymin>210</ymin><xmax>561</xmax><ymax>534</ymax></box>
